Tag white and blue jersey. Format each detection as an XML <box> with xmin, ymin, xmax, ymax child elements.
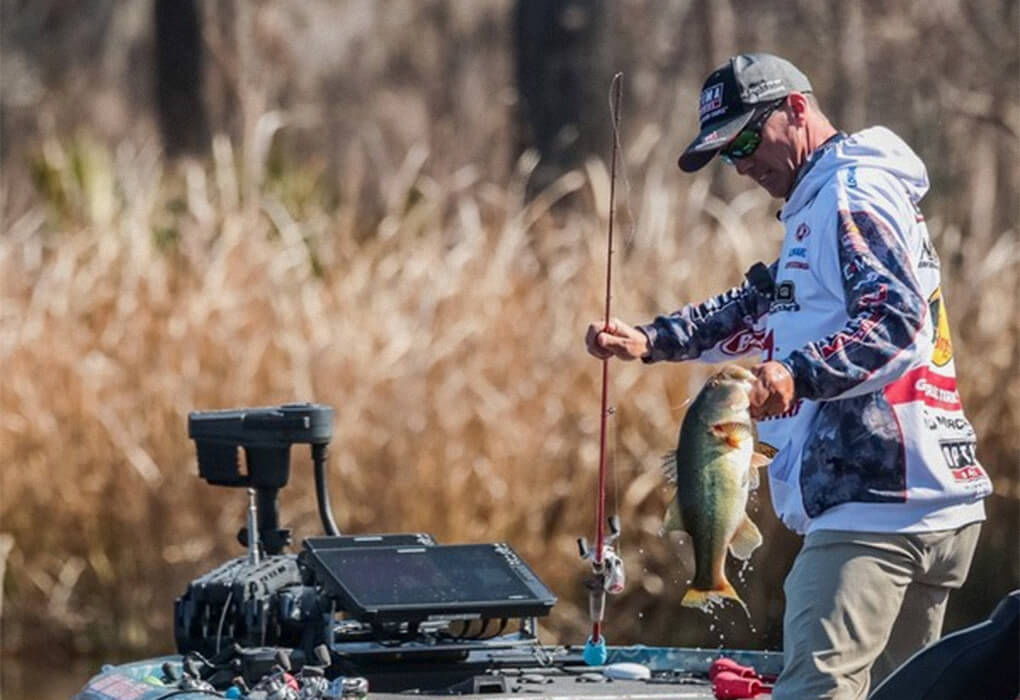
<box><xmin>639</xmin><ymin>127</ymin><xmax>992</xmax><ymax>534</ymax></box>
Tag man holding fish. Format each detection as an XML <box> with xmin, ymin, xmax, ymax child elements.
<box><xmin>585</xmin><ymin>54</ymin><xmax>993</xmax><ymax>699</ymax></box>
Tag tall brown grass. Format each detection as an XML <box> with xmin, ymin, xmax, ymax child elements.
<box><xmin>2</xmin><ymin>127</ymin><xmax>1017</xmax><ymax>662</ymax></box>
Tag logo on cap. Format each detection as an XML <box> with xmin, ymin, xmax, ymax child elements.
<box><xmin>699</xmin><ymin>84</ymin><xmax>723</xmax><ymax>121</ymax></box>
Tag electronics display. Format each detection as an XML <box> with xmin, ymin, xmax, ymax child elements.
<box><xmin>305</xmin><ymin>543</ymin><xmax>556</xmax><ymax>622</ymax></box>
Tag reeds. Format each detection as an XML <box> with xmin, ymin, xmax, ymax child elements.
<box><xmin>1</xmin><ymin>129</ymin><xmax>1017</xmax><ymax>661</ymax></box>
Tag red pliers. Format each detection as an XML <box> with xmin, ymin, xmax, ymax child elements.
<box><xmin>711</xmin><ymin>657</ymin><xmax>777</xmax><ymax>699</ymax></box>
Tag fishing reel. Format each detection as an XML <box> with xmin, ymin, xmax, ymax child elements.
<box><xmin>577</xmin><ymin>515</ymin><xmax>626</xmax><ymax>598</ymax></box>
<box><xmin>577</xmin><ymin>515</ymin><xmax>625</xmax><ymax>666</ymax></box>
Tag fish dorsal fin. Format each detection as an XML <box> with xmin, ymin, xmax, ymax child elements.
<box><xmin>755</xmin><ymin>442</ymin><xmax>778</xmax><ymax>459</ymax></box>
<box><xmin>661</xmin><ymin>450</ymin><xmax>678</xmax><ymax>484</ymax></box>
<box><xmin>728</xmin><ymin>514</ymin><xmax>763</xmax><ymax>560</ymax></box>
<box><xmin>750</xmin><ymin>451</ymin><xmax>772</xmax><ymax>470</ymax></box>
<box><xmin>710</xmin><ymin>422</ymin><xmax>752</xmax><ymax>449</ymax></box>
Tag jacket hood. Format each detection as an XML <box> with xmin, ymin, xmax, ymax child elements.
<box><xmin>782</xmin><ymin>126</ymin><xmax>930</xmax><ymax>220</ymax></box>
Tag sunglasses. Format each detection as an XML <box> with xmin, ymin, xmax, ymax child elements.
<box><xmin>720</xmin><ymin>99</ymin><xmax>786</xmax><ymax>165</ymax></box>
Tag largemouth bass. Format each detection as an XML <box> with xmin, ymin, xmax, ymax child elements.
<box><xmin>662</xmin><ymin>364</ymin><xmax>770</xmax><ymax>610</ymax></box>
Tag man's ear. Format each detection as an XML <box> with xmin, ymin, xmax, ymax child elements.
<box><xmin>787</xmin><ymin>92</ymin><xmax>810</xmax><ymax>124</ymax></box>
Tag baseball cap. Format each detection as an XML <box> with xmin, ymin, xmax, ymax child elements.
<box><xmin>678</xmin><ymin>53</ymin><xmax>813</xmax><ymax>172</ymax></box>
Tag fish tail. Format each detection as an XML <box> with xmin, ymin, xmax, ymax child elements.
<box><xmin>681</xmin><ymin>579</ymin><xmax>746</xmax><ymax>610</ymax></box>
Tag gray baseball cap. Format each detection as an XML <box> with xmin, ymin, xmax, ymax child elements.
<box><xmin>678</xmin><ymin>53</ymin><xmax>813</xmax><ymax>172</ymax></box>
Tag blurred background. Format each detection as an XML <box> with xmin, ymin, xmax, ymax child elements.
<box><xmin>1</xmin><ymin>1</ymin><xmax>1018</xmax><ymax>697</ymax></box>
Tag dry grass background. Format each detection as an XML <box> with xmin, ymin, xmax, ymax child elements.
<box><xmin>1</xmin><ymin>0</ymin><xmax>1018</xmax><ymax>670</ymax></box>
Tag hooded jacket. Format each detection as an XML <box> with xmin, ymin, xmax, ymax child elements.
<box><xmin>639</xmin><ymin>127</ymin><xmax>992</xmax><ymax>534</ymax></box>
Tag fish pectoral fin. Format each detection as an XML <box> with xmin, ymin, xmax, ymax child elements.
<box><xmin>711</xmin><ymin>422</ymin><xmax>751</xmax><ymax>449</ymax></box>
<box><xmin>728</xmin><ymin>514</ymin><xmax>763</xmax><ymax>560</ymax></box>
<box><xmin>661</xmin><ymin>497</ymin><xmax>686</xmax><ymax>535</ymax></box>
<box><xmin>745</xmin><ymin>465</ymin><xmax>761</xmax><ymax>490</ymax></box>
<box><xmin>750</xmin><ymin>451</ymin><xmax>772</xmax><ymax>471</ymax></box>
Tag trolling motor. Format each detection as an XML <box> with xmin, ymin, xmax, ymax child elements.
<box><xmin>175</xmin><ymin>403</ymin><xmax>340</xmax><ymax>660</ymax></box>
<box><xmin>188</xmin><ymin>402</ymin><xmax>340</xmax><ymax>552</ymax></box>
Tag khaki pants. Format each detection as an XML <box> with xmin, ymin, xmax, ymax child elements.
<box><xmin>772</xmin><ymin>523</ymin><xmax>981</xmax><ymax>700</ymax></box>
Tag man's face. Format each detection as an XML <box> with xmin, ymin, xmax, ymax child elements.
<box><xmin>729</xmin><ymin>102</ymin><xmax>805</xmax><ymax>199</ymax></box>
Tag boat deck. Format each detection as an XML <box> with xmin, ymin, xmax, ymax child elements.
<box><xmin>74</xmin><ymin>646</ymin><xmax>782</xmax><ymax>699</ymax></box>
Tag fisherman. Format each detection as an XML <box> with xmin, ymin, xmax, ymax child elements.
<box><xmin>585</xmin><ymin>53</ymin><xmax>993</xmax><ymax>699</ymax></box>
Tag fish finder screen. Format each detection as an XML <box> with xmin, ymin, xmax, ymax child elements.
<box><xmin>308</xmin><ymin>544</ymin><xmax>555</xmax><ymax>618</ymax></box>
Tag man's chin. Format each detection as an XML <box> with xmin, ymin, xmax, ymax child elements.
<box><xmin>763</xmin><ymin>179</ymin><xmax>791</xmax><ymax>199</ymax></box>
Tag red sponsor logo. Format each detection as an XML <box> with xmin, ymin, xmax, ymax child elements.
<box><xmin>819</xmin><ymin>311</ymin><xmax>883</xmax><ymax>359</ymax></box>
<box><xmin>858</xmin><ymin>284</ymin><xmax>888</xmax><ymax>306</ymax></box>
<box><xmin>884</xmin><ymin>366</ymin><xmax>962</xmax><ymax>411</ymax></box>
<box><xmin>952</xmin><ymin>465</ymin><xmax>986</xmax><ymax>482</ymax></box>
<box><xmin>721</xmin><ymin>327</ymin><xmax>768</xmax><ymax>356</ymax></box>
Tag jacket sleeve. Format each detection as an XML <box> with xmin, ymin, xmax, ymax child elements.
<box><xmin>637</xmin><ymin>262</ymin><xmax>775</xmax><ymax>363</ymax></box>
<box><xmin>783</xmin><ymin>191</ymin><xmax>929</xmax><ymax>400</ymax></box>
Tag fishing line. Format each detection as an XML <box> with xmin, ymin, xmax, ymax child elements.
<box><xmin>610</xmin><ymin>79</ymin><xmax>638</xmax><ymax>257</ymax></box>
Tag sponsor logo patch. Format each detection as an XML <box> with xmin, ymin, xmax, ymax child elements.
<box><xmin>885</xmin><ymin>366</ymin><xmax>961</xmax><ymax>411</ymax></box>
<box><xmin>923</xmin><ymin>410</ymin><xmax>975</xmax><ymax>436</ymax></box>
<box><xmin>785</xmin><ymin>261</ymin><xmax>809</xmax><ymax>270</ymax></box>
<box><xmin>721</xmin><ymin>327</ymin><xmax>769</xmax><ymax>356</ymax></box>
<box><xmin>919</xmin><ymin>237</ymin><xmax>940</xmax><ymax>269</ymax></box>
<box><xmin>770</xmin><ymin>280</ymin><xmax>800</xmax><ymax>312</ymax></box>
<box><xmin>847</xmin><ymin>166</ymin><xmax>858</xmax><ymax>188</ymax></box>
<box><xmin>928</xmin><ymin>287</ymin><xmax>953</xmax><ymax>366</ymax></box>
<box><xmin>789</xmin><ymin>247</ymin><xmax>808</xmax><ymax>258</ymax></box>
<box><xmin>795</xmin><ymin>223</ymin><xmax>810</xmax><ymax>241</ymax></box>
<box><xmin>699</xmin><ymin>84</ymin><xmax>724</xmax><ymax>120</ymax></box>
<box><xmin>746</xmin><ymin>78</ymin><xmax>784</xmax><ymax>99</ymax></box>
<box><xmin>951</xmin><ymin>465</ymin><xmax>986</xmax><ymax>482</ymax></box>
<box><xmin>939</xmin><ymin>440</ymin><xmax>986</xmax><ymax>484</ymax></box>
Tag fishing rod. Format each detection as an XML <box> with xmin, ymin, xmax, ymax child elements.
<box><xmin>578</xmin><ymin>72</ymin><xmax>626</xmax><ymax>667</ymax></box>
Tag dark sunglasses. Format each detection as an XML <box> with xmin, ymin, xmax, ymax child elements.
<box><xmin>720</xmin><ymin>99</ymin><xmax>787</xmax><ymax>165</ymax></box>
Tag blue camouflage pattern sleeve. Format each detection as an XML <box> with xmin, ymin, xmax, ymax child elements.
<box><xmin>784</xmin><ymin>209</ymin><xmax>927</xmax><ymax>400</ymax></box>
<box><xmin>638</xmin><ymin>262</ymin><xmax>776</xmax><ymax>363</ymax></box>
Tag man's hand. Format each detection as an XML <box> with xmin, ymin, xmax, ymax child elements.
<box><xmin>585</xmin><ymin>318</ymin><xmax>649</xmax><ymax>361</ymax></box>
<box><xmin>749</xmin><ymin>361</ymin><xmax>796</xmax><ymax>419</ymax></box>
